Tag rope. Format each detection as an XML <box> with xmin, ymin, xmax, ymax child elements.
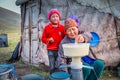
<box><xmin>91</xmin><ymin>36</ymin><xmax>120</xmax><ymax>43</ymax></box>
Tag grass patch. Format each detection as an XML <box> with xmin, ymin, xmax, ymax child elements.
<box><xmin>100</xmin><ymin>69</ymin><xmax>120</xmax><ymax>80</ymax></box>
<box><xmin>31</xmin><ymin>66</ymin><xmax>49</xmax><ymax>78</ymax></box>
<box><xmin>0</xmin><ymin>32</ymin><xmax>20</xmax><ymax>63</ymax></box>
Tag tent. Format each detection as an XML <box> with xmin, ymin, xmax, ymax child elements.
<box><xmin>16</xmin><ymin>0</ymin><xmax>120</xmax><ymax>67</ymax></box>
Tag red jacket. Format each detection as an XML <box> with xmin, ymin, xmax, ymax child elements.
<box><xmin>41</xmin><ymin>23</ymin><xmax>66</xmax><ymax>50</ymax></box>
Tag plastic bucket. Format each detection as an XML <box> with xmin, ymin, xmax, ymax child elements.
<box><xmin>0</xmin><ymin>64</ymin><xmax>18</xmax><ymax>80</ymax></box>
<box><xmin>0</xmin><ymin>65</ymin><xmax>12</xmax><ymax>80</ymax></box>
<box><xmin>49</xmin><ymin>72</ymin><xmax>70</xmax><ymax>80</ymax></box>
<box><xmin>117</xmin><ymin>67</ymin><xmax>120</xmax><ymax>77</ymax></box>
<box><xmin>22</xmin><ymin>74</ymin><xmax>45</xmax><ymax>80</ymax></box>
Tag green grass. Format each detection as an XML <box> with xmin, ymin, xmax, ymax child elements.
<box><xmin>0</xmin><ymin>32</ymin><xmax>49</xmax><ymax>79</ymax></box>
<box><xmin>0</xmin><ymin>32</ymin><xmax>20</xmax><ymax>63</ymax></box>
<box><xmin>100</xmin><ymin>69</ymin><xmax>120</xmax><ymax>80</ymax></box>
<box><xmin>31</xmin><ymin>66</ymin><xmax>49</xmax><ymax>79</ymax></box>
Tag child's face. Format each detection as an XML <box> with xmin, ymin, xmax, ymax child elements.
<box><xmin>50</xmin><ymin>13</ymin><xmax>60</xmax><ymax>24</ymax></box>
<box><xmin>66</xmin><ymin>27</ymin><xmax>78</xmax><ymax>39</ymax></box>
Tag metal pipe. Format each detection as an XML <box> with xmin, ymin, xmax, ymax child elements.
<box><xmin>71</xmin><ymin>68</ymin><xmax>84</xmax><ymax>80</ymax></box>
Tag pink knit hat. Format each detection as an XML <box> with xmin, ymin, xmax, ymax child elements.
<box><xmin>48</xmin><ymin>9</ymin><xmax>61</xmax><ymax>20</ymax></box>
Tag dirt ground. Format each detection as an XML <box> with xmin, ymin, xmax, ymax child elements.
<box><xmin>15</xmin><ymin>64</ymin><xmax>32</xmax><ymax>77</ymax></box>
<box><xmin>0</xmin><ymin>50</ymin><xmax>49</xmax><ymax>79</ymax></box>
<box><xmin>0</xmin><ymin>59</ymin><xmax>49</xmax><ymax>79</ymax></box>
<box><xmin>14</xmin><ymin>62</ymin><xmax>49</xmax><ymax>79</ymax></box>
<box><xmin>0</xmin><ymin>52</ymin><xmax>120</xmax><ymax>80</ymax></box>
<box><xmin>13</xmin><ymin>61</ymin><xmax>120</xmax><ymax>80</ymax></box>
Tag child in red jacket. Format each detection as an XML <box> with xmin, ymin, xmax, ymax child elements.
<box><xmin>41</xmin><ymin>9</ymin><xmax>66</xmax><ymax>74</ymax></box>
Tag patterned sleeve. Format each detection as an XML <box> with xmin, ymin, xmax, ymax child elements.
<box><xmin>81</xmin><ymin>31</ymin><xmax>92</xmax><ymax>43</ymax></box>
<box><xmin>56</xmin><ymin>43</ymin><xmax>66</xmax><ymax>68</ymax></box>
<box><xmin>56</xmin><ymin>42</ymin><xmax>69</xmax><ymax>72</ymax></box>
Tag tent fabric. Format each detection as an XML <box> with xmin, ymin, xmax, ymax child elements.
<box><xmin>17</xmin><ymin>0</ymin><xmax>120</xmax><ymax>67</ymax></box>
<box><xmin>16</xmin><ymin>0</ymin><xmax>120</xmax><ymax>19</ymax></box>
<box><xmin>16</xmin><ymin>0</ymin><xmax>29</xmax><ymax>6</ymax></box>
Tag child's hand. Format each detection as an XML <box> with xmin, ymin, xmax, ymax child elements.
<box><xmin>49</xmin><ymin>37</ymin><xmax>54</xmax><ymax>43</ymax></box>
<box><xmin>75</xmin><ymin>34</ymin><xmax>84</xmax><ymax>43</ymax></box>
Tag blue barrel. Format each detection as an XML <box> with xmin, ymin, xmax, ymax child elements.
<box><xmin>49</xmin><ymin>72</ymin><xmax>70</xmax><ymax>80</ymax></box>
<box><xmin>22</xmin><ymin>74</ymin><xmax>45</xmax><ymax>80</ymax></box>
<box><xmin>0</xmin><ymin>65</ymin><xmax>12</xmax><ymax>78</ymax></box>
<box><xmin>0</xmin><ymin>64</ymin><xmax>18</xmax><ymax>80</ymax></box>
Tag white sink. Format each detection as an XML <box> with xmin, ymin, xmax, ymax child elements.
<box><xmin>62</xmin><ymin>43</ymin><xmax>90</xmax><ymax>69</ymax></box>
<box><xmin>62</xmin><ymin>43</ymin><xmax>90</xmax><ymax>57</ymax></box>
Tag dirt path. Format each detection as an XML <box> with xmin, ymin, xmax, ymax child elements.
<box><xmin>15</xmin><ymin>65</ymin><xmax>32</xmax><ymax>77</ymax></box>
<box><xmin>14</xmin><ymin>62</ymin><xmax>49</xmax><ymax>79</ymax></box>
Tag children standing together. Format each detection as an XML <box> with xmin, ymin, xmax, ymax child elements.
<box><xmin>41</xmin><ymin>8</ymin><xmax>105</xmax><ymax>80</ymax></box>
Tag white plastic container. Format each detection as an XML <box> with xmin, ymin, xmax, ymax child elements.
<box><xmin>62</xmin><ymin>43</ymin><xmax>90</xmax><ymax>57</ymax></box>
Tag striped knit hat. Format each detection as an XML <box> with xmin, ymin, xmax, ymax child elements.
<box><xmin>64</xmin><ymin>18</ymin><xmax>78</xmax><ymax>29</ymax></box>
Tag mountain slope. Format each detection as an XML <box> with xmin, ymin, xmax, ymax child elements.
<box><xmin>0</xmin><ymin>7</ymin><xmax>21</xmax><ymax>33</ymax></box>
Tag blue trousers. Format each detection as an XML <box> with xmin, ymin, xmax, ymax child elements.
<box><xmin>48</xmin><ymin>50</ymin><xmax>58</xmax><ymax>74</ymax></box>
